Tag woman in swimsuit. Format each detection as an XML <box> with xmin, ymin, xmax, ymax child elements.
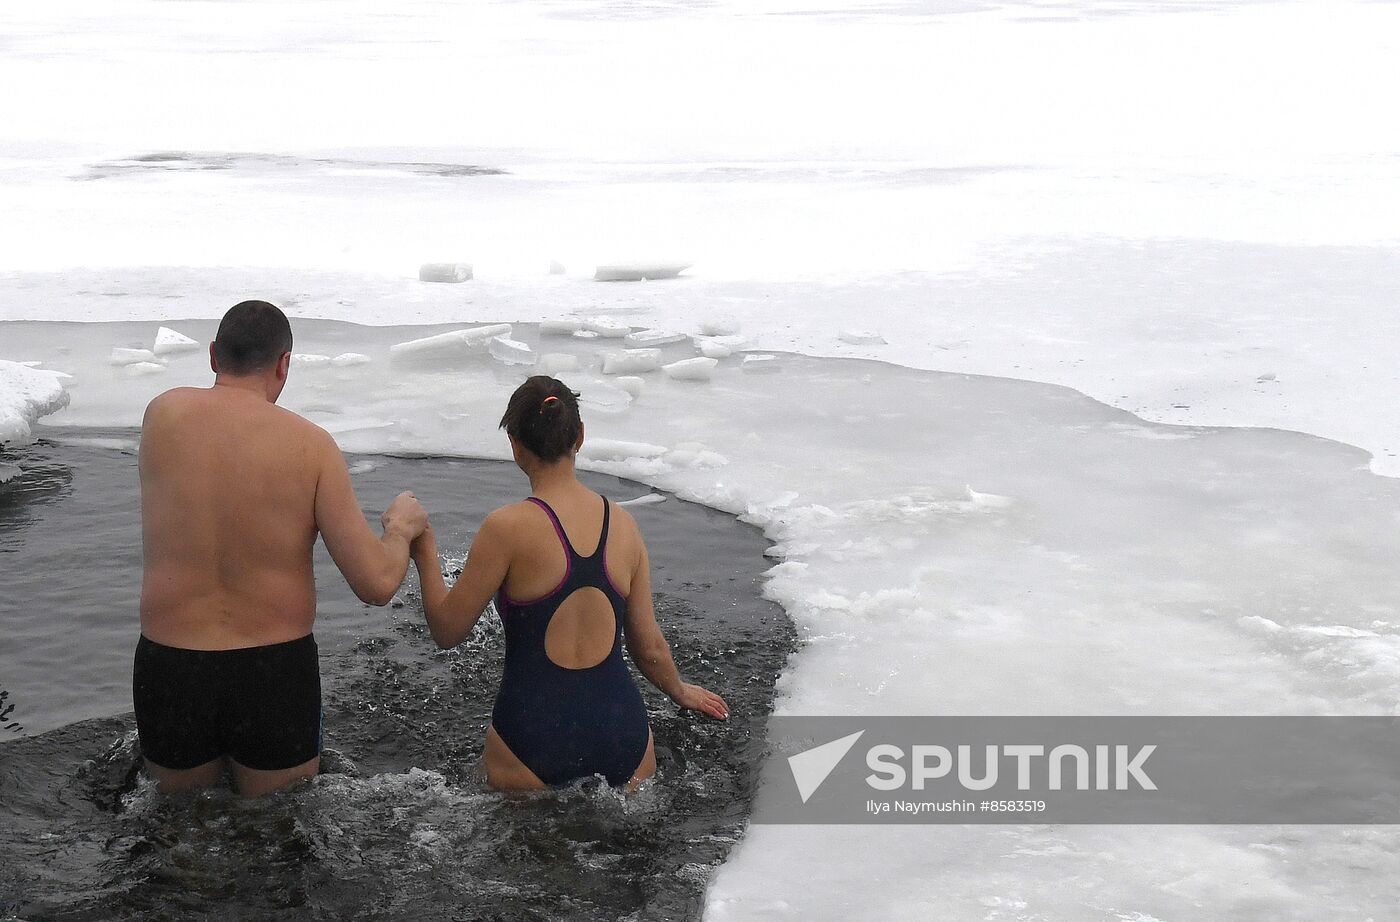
<box><xmin>410</xmin><ymin>375</ymin><xmax>729</xmax><ymax>791</ymax></box>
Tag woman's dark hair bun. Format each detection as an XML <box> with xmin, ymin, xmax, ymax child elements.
<box><xmin>500</xmin><ymin>376</ymin><xmax>581</xmax><ymax>462</ymax></box>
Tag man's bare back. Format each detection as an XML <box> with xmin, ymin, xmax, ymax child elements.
<box><xmin>140</xmin><ymin>385</ymin><xmax>324</xmax><ymax>650</ymax></box>
<box><xmin>134</xmin><ymin>301</ymin><xmax>426</xmax><ymax>797</ymax></box>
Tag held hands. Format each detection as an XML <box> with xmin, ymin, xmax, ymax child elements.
<box><xmin>671</xmin><ymin>682</ymin><xmax>729</xmax><ymax>720</ymax></box>
<box><xmin>410</xmin><ymin>521</ymin><xmax>437</xmax><ymax>562</ymax></box>
<box><xmin>382</xmin><ymin>491</ymin><xmax>429</xmax><ymax>541</ymax></box>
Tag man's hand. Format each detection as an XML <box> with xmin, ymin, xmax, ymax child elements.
<box><xmin>382</xmin><ymin>491</ymin><xmax>428</xmax><ymax>540</ymax></box>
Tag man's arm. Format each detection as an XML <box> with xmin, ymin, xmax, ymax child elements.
<box><xmin>312</xmin><ymin>428</ymin><xmax>425</xmax><ymax>606</ymax></box>
<box><xmin>412</xmin><ymin>510</ymin><xmax>512</xmax><ymax>648</ymax></box>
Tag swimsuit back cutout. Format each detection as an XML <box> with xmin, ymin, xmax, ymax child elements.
<box><xmin>491</xmin><ymin>495</ymin><xmax>649</xmax><ymax>786</ymax></box>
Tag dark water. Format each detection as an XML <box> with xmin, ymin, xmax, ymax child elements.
<box><xmin>0</xmin><ymin>430</ymin><xmax>794</xmax><ymax>921</ymax></box>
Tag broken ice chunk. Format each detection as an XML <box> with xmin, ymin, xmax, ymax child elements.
<box><xmin>663</xmin><ymin>357</ymin><xmax>718</xmax><ymax>382</ymax></box>
<box><xmin>418</xmin><ymin>263</ymin><xmax>472</xmax><ymax>282</ymax></box>
<box><xmin>389</xmin><ymin>325</ymin><xmax>513</xmax><ymax>363</ymax></box>
<box><xmin>698</xmin><ymin>339</ymin><xmax>734</xmax><ymax>359</ymax></box>
<box><xmin>964</xmin><ymin>485</ymin><xmax>1014</xmax><ymax>508</ymax></box>
<box><xmin>124</xmin><ymin>361</ymin><xmax>166</xmax><ymax>376</ymax></box>
<box><xmin>548</xmin><ymin>260</ymin><xmax>566</xmax><ymax>275</ymax></box>
<box><xmin>619</xmin><ymin>493</ymin><xmax>667</xmax><ymax>507</ymax></box>
<box><xmin>331</xmin><ymin>353</ymin><xmax>372</xmax><ymax>367</ymax></box>
<box><xmin>741</xmin><ymin>354</ymin><xmax>780</xmax><ymax>373</ymax></box>
<box><xmin>489</xmin><ymin>335</ymin><xmax>537</xmax><ymax>366</ymax></box>
<box><xmin>292</xmin><ymin>353</ymin><xmax>333</xmax><ymax>368</ymax></box>
<box><xmin>601</xmin><ymin>349</ymin><xmax>662</xmax><ymax>375</ymax></box>
<box><xmin>614</xmin><ymin>376</ymin><xmax>644</xmax><ymax>398</ymax></box>
<box><xmin>109</xmin><ymin>347</ymin><xmax>160</xmax><ymax>366</ymax></box>
<box><xmin>153</xmin><ymin>326</ymin><xmax>200</xmax><ymax>355</ymax></box>
<box><xmin>698</xmin><ymin>318</ymin><xmax>740</xmax><ymax>336</ymax></box>
<box><xmin>583</xmin><ymin>319</ymin><xmax>632</xmax><ymax>338</ymax></box>
<box><xmin>593</xmin><ymin>263</ymin><xmax>691</xmax><ymax>282</ymax></box>
<box><xmin>540</xmin><ymin>320</ymin><xmax>585</xmax><ymax>336</ymax></box>
<box><xmin>623</xmin><ymin>329</ymin><xmax>688</xmax><ymax>348</ymax></box>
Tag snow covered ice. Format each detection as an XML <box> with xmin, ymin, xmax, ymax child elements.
<box><xmin>0</xmin><ymin>359</ymin><xmax>71</xmax><ymax>447</ymax></box>
<box><xmin>3</xmin><ymin>0</ymin><xmax>1400</xmax><ymax>917</ymax></box>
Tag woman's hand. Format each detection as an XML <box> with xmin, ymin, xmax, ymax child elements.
<box><xmin>410</xmin><ymin>522</ymin><xmax>437</xmax><ymax>562</ymax></box>
<box><xmin>671</xmin><ymin>682</ymin><xmax>729</xmax><ymax>720</ymax></box>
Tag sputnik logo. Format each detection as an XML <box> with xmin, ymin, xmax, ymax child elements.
<box><xmin>787</xmin><ymin>730</ymin><xmax>865</xmax><ymax>803</ymax></box>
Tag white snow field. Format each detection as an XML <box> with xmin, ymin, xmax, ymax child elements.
<box><xmin>2</xmin><ymin>0</ymin><xmax>1400</xmax><ymax>918</ymax></box>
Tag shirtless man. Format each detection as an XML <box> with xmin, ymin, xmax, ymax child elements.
<box><xmin>134</xmin><ymin>300</ymin><xmax>426</xmax><ymax>797</ymax></box>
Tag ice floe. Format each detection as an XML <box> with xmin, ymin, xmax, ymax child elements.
<box><xmin>153</xmin><ymin>326</ymin><xmax>200</xmax><ymax>355</ymax></box>
<box><xmin>583</xmin><ymin>318</ymin><xmax>632</xmax><ymax>338</ymax></box>
<box><xmin>741</xmin><ymin>354</ymin><xmax>780</xmax><ymax>373</ymax></box>
<box><xmin>663</xmin><ymin>356</ymin><xmax>718</xmax><ymax>382</ymax></box>
<box><xmin>389</xmin><ymin>325</ymin><xmax>513</xmax><ymax>363</ymax></box>
<box><xmin>109</xmin><ymin>347</ymin><xmax>160</xmax><ymax>367</ymax></box>
<box><xmin>602</xmin><ymin>349</ymin><xmax>662</xmax><ymax>375</ymax></box>
<box><xmin>488</xmin><ymin>335</ymin><xmax>536</xmax><ymax>366</ymax></box>
<box><xmin>623</xmin><ymin>329</ymin><xmax>688</xmax><ymax>348</ymax></box>
<box><xmin>593</xmin><ymin>262</ymin><xmax>691</xmax><ymax>282</ymax></box>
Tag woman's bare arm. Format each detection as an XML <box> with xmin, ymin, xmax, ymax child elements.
<box><xmin>623</xmin><ymin>539</ymin><xmax>729</xmax><ymax>720</ymax></box>
<box><xmin>412</xmin><ymin>510</ymin><xmax>512</xmax><ymax>649</ymax></box>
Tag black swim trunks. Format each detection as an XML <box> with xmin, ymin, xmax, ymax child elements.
<box><xmin>133</xmin><ymin>634</ymin><xmax>322</xmax><ymax>771</ymax></box>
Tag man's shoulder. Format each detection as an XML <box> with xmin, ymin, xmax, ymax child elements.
<box><xmin>142</xmin><ymin>386</ymin><xmax>205</xmax><ymax>425</ymax></box>
<box><xmin>271</xmin><ymin>409</ymin><xmax>336</xmax><ymax>458</ymax></box>
<box><xmin>145</xmin><ymin>385</ymin><xmax>202</xmax><ymax>410</ymax></box>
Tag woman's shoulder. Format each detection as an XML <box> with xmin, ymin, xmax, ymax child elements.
<box><xmin>488</xmin><ymin>499</ymin><xmax>540</xmax><ymax>526</ymax></box>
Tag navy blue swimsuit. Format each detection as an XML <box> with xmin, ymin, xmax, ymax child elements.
<box><xmin>491</xmin><ymin>496</ymin><xmax>650</xmax><ymax>787</ymax></box>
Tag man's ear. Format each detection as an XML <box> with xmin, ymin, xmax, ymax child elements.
<box><xmin>209</xmin><ymin>341</ymin><xmax>219</xmax><ymax>375</ymax></box>
<box><xmin>276</xmin><ymin>351</ymin><xmax>292</xmax><ymax>381</ymax></box>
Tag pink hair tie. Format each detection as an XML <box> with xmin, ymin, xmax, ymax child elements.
<box><xmin>540</xmin><ymin>395</ymin><xmax>560</xmax><ymax>413</ymax></box>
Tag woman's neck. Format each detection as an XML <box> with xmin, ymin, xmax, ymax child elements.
<box><xmin>526</xmin><ymin>457</ymin><xmax>578</xmax><ymax>496</ymax></box>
